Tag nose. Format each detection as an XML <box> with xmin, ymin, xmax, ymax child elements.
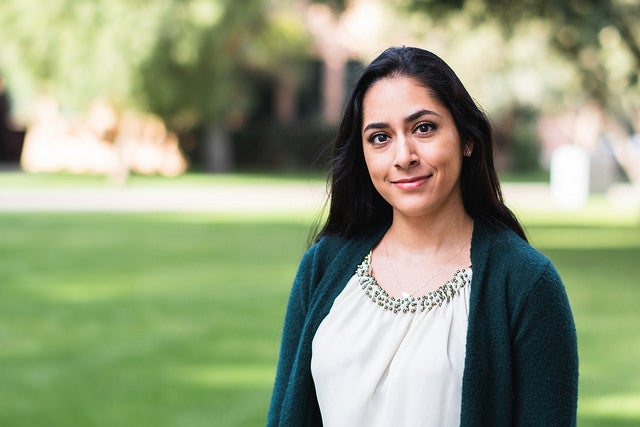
<box><xmin>394</xmin><ymin>136</ymin><xmax>419</xmax><ymax>170</ymax></box>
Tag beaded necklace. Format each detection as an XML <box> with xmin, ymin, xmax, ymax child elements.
<box><xmin>384</xmin><ymin>237</ymin><xmax>471</xmax><ymax>299</ymax></box>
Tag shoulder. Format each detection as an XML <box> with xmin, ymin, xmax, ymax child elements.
<box><xmin>297</xmin><ymin>234</ymin><xmax>350</xmax><ymax>275</ymax></box>
<box><xmin>284</xmin><ymin>228</ymin><xmax>385</xmax><ymax>317</ymax></box>
<box><xmin>475</xmin><ymin>222</ymin><xmax>551</xmax><ymax>272</ymax></box>
<box><xmin>294</xmin><ymin>226</ymin><xmax>387</xmax><ymax>294</ymax></box>
<box><xmin>303</xmin><ymin>226</ymin><xmax>387</xmax><ymax>271</ymax></box>
<box><xmin>473</xmin><ymin>222</ymin><xmax>563</xmax><ymax>302</ymax></box>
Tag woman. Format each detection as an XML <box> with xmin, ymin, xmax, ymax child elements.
<box><xmin>268</xmin><ymin>46</ymin><xmax>578</xmax><ymax>426</ymax></box>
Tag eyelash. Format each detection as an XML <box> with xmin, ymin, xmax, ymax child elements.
<box><xmin>369</xmin><ymin>133</ymin><xmax>389</xmax><ymax>145</ymax></box>
<box><xmin>415</xmin><ymin>122</ymin><xmax>436</xmax><ymax>134</ymax></box>
<box><xmin>367</xmin><ymin>122</ymin><xmax>436</xmax><ymax>145</ymax></box>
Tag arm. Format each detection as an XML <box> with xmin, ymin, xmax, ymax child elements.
<box><xmin>510</xmin><ymin>263</ymin><xmax>579</xmax><ymax>426</ymax></box>
<box><xmin>267</xmin><ymin>232</ymin><xmax>374</xmax><ymax>426</ymax></box>
<box><xmin>267</xmin><ymin>246</ymin><xmax>317</xmax><ymax>426</ymax></box>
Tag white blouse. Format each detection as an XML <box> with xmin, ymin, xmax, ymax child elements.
<box><xmin>311</xmin><ymin>253</ymin><xmax>472</xmax><ymax>427</ymax></box>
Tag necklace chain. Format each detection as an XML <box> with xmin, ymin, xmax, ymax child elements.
<box><xmin>384</xmin><ymin>236</ymin><xmax>471</xmax><ymax>298</ymax></box>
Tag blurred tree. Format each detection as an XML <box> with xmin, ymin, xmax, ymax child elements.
<box><xmin>310</xmin><ymin>0</ymin><xmax>348</xmax><ymax>14</ymax></box>
<box><xmin>408</xmin><ymin>0</ymin><xmax>640</xmax><ymax>186</ymax></box>
<box><xmin>0</xmin><ymin>0</ymin><xmax>312</xmax><ymax>171</ymax></box>
<box><xmin>135</xmin><ymin>0</ymin><xmax>275</xmax><ymax>172</ymax></box>
<box><xmin>408</xmin><ymin>0</ymin><xmax>639</xmax><ymax>102</ymax></box>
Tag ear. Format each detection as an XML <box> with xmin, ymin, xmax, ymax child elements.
<box><xmin>463</xmin><ymin>141</ymin><xmax>474</xmax><ymax>157</ymax></box>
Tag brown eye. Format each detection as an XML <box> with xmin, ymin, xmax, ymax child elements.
<box><xmin>370</xmin><ymin>133</ymin><xmax>389</xmax><ymax>145</ymax></box>
<box><xmin>415</xmin><ymin>122</ymin><xmax>435</xmax><ymax>134</ymax></box>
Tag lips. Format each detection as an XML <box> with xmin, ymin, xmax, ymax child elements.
<box><xmin>391</xmin><ymin>173</ymin><xmax>433</xmax><ymax>190</ymax></box>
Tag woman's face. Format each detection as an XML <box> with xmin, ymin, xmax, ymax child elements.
<box><xmin>361</xmin><ymin>75</ymin><xmax>470</xmax><ymax>221</ymax></box>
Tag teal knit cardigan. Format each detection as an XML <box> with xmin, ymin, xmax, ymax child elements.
<box><xmin>267</xmin><ymin>221</ymin><xmax>578</xmax><ymax>426</ymax></box>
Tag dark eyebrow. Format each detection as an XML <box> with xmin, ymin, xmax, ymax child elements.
<box><xmin>362</xmin><ymin>122</ymin><xmax>387</xmax><ymax>132</ymax></box>
<box><xmin>362</xmin><ymin>109</ymin><xmax>442</xmax><ymax>133</ymax></box>
<box><xmin>405</xmin><ymin>109</ymin><xmax>441</xmax><ymax>123</ymax></box>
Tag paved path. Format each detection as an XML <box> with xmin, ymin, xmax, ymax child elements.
<box><xmin>0</xmin><ymin>159</ymin><xmax>636</xmax><ymax>214</ymax></box>
<box><xmin>0</xmin><ymin>182</ymin><xmax>329</xmax><ymax>213</ymax></box>
<box><xmin>0</xmin><ymin>180</ymin><xmax>565</xmax><ymax>213</ymax></box>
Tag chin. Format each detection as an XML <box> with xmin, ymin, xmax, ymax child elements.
<box><xmin>392</xmin><ymin>204</ymin><xmax>435</xmax><ymax>218</ymax></box>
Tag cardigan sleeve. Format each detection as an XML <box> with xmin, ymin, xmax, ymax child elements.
<box><xmin>267</xmin><ymin>245</ymin><xmax>315</xmax><ymax>426</ymax></box>
<box><xmin>510</xmin><ymin>262</ymin><xmax>578</xmax><ymax>426</ymax></box>
<box><xmin>266</xmin><ymin>228</ymin><xmax>386</xmax><ymax>426</ymax></box>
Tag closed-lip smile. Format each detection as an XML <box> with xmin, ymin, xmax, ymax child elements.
<box><xmin>391</xmin><ymin>174</ymin><xmax>433</xmax><ymax>190</ymax></box>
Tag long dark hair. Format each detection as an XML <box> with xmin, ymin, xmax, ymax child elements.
<box><xmin>316</xmin><ymin>46</ymin><xmax>526</xmax><ymax>242</ymax></box>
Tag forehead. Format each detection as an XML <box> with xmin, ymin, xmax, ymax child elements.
<box><xmin>362</xmin><ymin>76</ymin><xmax>447</xmax><ymax>123</ymax></box>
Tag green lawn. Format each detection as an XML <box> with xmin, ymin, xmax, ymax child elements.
<box><xmin>0</xmin><ymin>191</ymin><xmax>639</xmax><ymax>425</ymax></box>
<box><xmin>0</xmin><ymin>213</ymin><xmax>310</xmax><ymax>426</ymax></box>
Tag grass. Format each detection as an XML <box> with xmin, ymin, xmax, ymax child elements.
<box><xmin>0</xmin><ymin>213</ymin><xmax>310</xmax><ymax>426</ymax></box>
<box><xmin>1</xmin><ymin>173</ymin><xmax>639</xmax><ymax>426</ymax></box>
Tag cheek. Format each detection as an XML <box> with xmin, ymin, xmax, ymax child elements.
<box><xmin>429</xmin><ymin>140</ymin><xmax>463</xmax><ymax>167</ymax></box>
<box><xmin>363</xmin><ymin>151</ymin><xmax>386</xmax><ymax>182</ymax></box>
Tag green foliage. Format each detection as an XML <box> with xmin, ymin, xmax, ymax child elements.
<box><xmin>505</xmin><ymin>106</ymin><xmax>541</xmax><ymax>172</ymax></box>
<box><xmin>0</xmin><ymin>0</ymin><xmax>311</xmax><ymax>129</ymax></box>
<box><xmin>311</xmin><ymin>0</ymin><xmax>348</xmax><ymax>13</ymax></box>
<box><xmin>0</xmin><ymin>0</ymin><xmax>171</xmax><ymax>111</ymax></box>
<box><xmin>406</xmin><ymin>0</ymin><xmax>640</xmax><ymax>107</ymax></box>
<box><xmin>136</xmin><ymin>0</ymin><xmax>271</xmax><ymax>128</ymax></box>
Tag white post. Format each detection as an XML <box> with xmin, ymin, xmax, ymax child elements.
<box><xmin>550</xmin><ymin>144</ymin><xmax>590</xmax><ymax>208</ymax></box>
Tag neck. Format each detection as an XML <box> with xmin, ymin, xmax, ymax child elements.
<box><xmin>386</xmin><ymin>208</ymin><xmax>474</xmax><ymax>253</ymax></box>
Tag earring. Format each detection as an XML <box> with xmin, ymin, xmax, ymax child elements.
<box><xmin>464</xmin><ymin>148</ymin><xmax>471</xmax><ymax>157</ymax></box>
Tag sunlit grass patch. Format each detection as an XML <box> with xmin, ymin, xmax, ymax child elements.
<box><xmin>171</xmin><ymin>364</ymin><xmax>276</xmax><ymax>388</ymax></box>
<box><xmin>513</xmin><ymin>196</ymin><xmax>640</xmax><ymax>228</ymax></box>
<box><xmin>527</xmin><ymin>225</ymin><xmax>640</xmax><ymax>249</ymax></box>
<box><xmin>579</xmin><ymin>394</ymin><xmax>640</xmax><ymax>424</ymax></box>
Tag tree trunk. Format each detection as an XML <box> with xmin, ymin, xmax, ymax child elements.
<box><xmin>321</xmin><ymin>56</ymin><xmax>346</xmax><ymax>124</ymax></box>
<box><xmin>276</xmin><ymin>71</ymin><xmax>296</xmax><ymax>124</ymax></box>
